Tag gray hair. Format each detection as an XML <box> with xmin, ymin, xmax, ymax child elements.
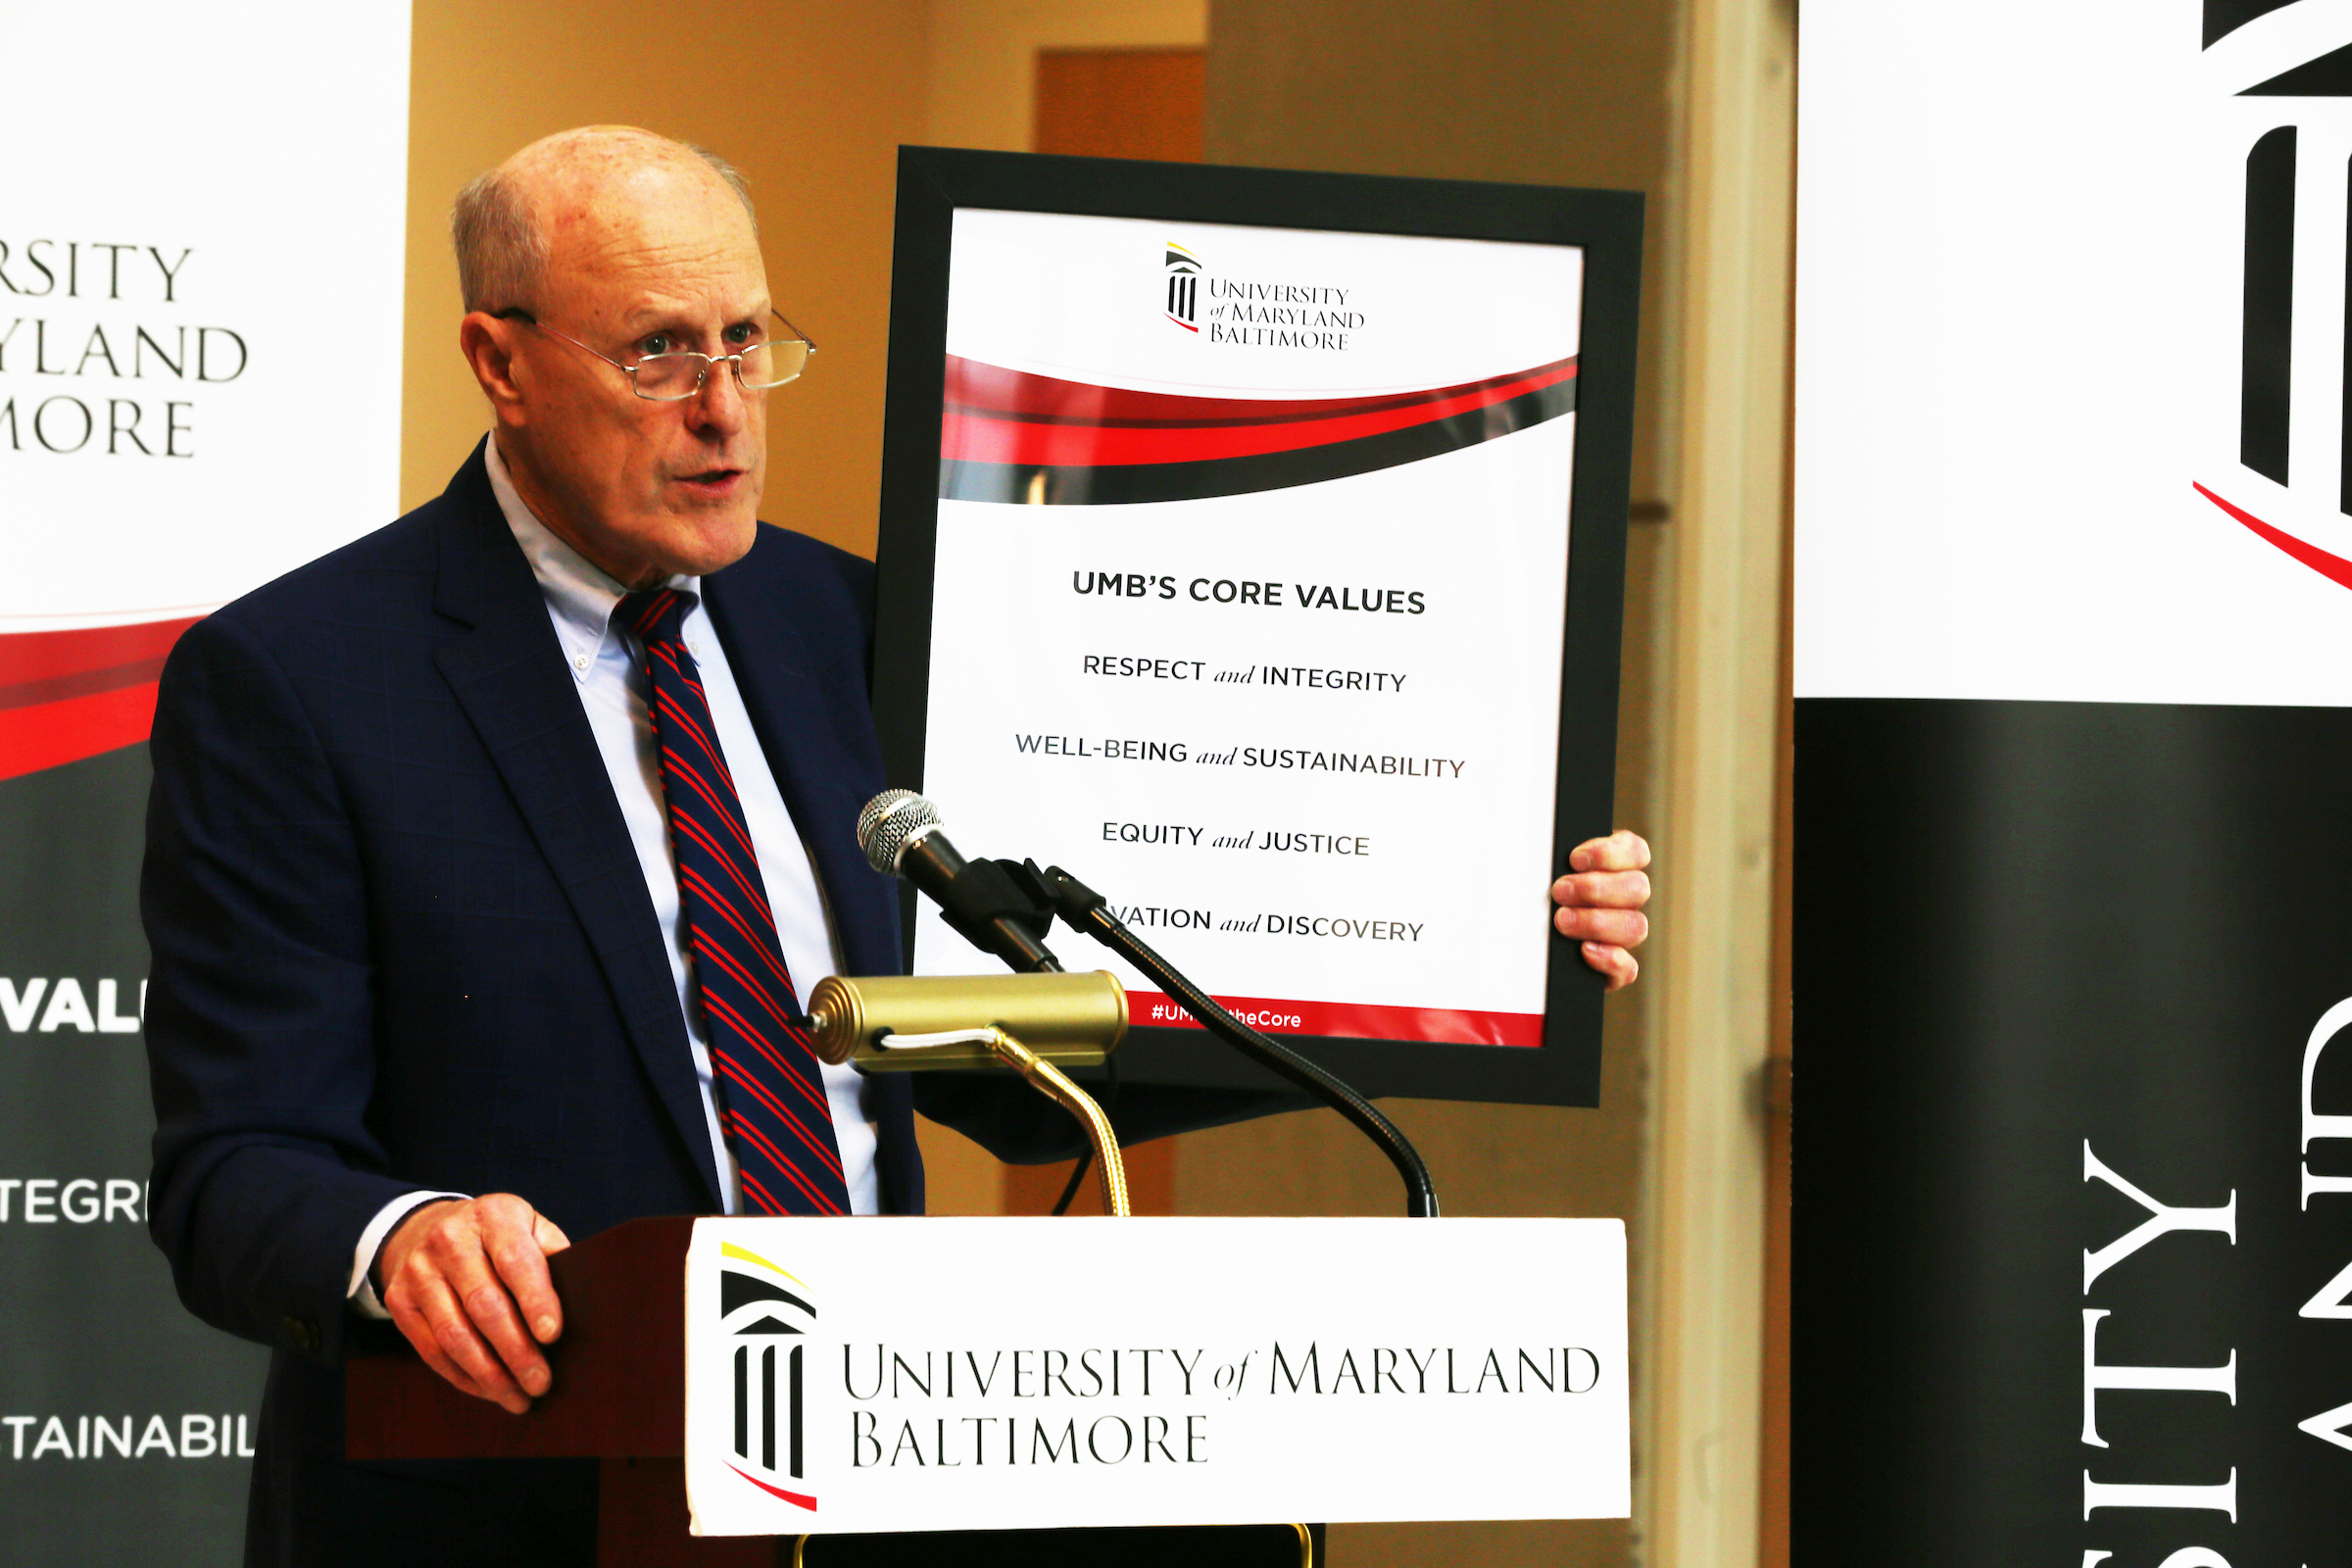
<box><xmin>450</xmin><ymin>133</ymin><xmax>756</xmax><ymax>315</ymax></box>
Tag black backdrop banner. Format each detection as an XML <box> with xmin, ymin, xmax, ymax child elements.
<box><xmin>0</xmin><ymin>749</ymin><xmax>269</xmax><ymax>1564</ymax></box>
<box><xmin>1797</xmin><ymin>700</ymin><xmax>2352</xmax><ymax>1563</ymax></box>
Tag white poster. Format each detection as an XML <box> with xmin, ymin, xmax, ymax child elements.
<box><xmin>915</xmin><ymin>210</ymin><xmax>1585</xmax><ymax>1047</ymax></box>
<box><xmin>683</xmin><ymin>1216</ymin><xmax>1630</xmax><ymax>1535</ymax></box>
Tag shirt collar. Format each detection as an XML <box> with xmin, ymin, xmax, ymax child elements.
<box><xmin>484</xmin><ymin>435</ymin><xmax>698</xmax><ymax>671</ymax></box>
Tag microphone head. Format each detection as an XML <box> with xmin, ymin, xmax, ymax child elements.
<box><xmin>858</xmin><ymin>789</ymin><xmax>941</xmax><ymax>875</ymax></box>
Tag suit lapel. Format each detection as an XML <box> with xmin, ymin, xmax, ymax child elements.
<box><xmin>703</xmin><ymin>539</ymin><xmax>903</xmax><ymax>981</ymax></box>
<box><xmin>428</xmin><ymin>447</ymin><xmax>725</xmax><ymax>1207</ymax></box>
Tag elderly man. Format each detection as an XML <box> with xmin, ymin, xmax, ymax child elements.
<box><xmin>141</xmin><ymin>126</ymin><xmax>1650</xmax><ymax>1566</ymax></box>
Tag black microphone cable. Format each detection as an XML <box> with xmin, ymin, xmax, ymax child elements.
<box><xmin>1030</xmin><ymin>863</ymin><xmax>1440</xmax><ymax>1220</ymax></box>
<box><xmin>854</xmin><ymin>790</ymin><xmax>1440</xmax><ymax>1217</ymax></box>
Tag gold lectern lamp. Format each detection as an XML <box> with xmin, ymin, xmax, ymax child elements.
<box><xmin>803</xmin><ymin>971</ymin><xmax>1132</xmax><ymax>1216</ymax></box>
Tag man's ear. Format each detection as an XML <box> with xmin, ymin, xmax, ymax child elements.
<box><xmin>458</xmin><ymin>312</ymin><xmax>528</xmax><ymax>424</ymax></box>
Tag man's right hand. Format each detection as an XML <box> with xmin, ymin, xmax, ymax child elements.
<box><xmin>376</xmin><ymin>1194</ymin><xmax>570</xmax><ymax>1415</ymax></box>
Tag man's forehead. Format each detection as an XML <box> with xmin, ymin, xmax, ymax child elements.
<box><xmin>613</xmin><ymin>274</ymin><xmax>772</xmax><ymax>331</ymax></box>
<box><xmin>540</xmin><ymin>184</ymin><xmax>766</xmax><ymax>318</ymax></box>
<box><xmin>542</xmin><ymin>169</ymin><xmax>750</xmax><ymax>260</ymax></box>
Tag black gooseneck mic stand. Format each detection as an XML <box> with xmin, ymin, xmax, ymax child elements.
<box><xmin>981</xmin><ymin>858</ymin><xmax>1441</xmax><ymax>1220</ymax></box>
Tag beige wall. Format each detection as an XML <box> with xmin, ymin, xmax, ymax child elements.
<box><xmin>400</xmin><ymin>0</ymin><xmax>931</xmax><ymax>564</ymax></box>
<box><xmin>1200</xmin><ymin>5</ymin><xmax>1680</xmax><ymax>1566</ymax></box>
<box><xmin>927</xmin><ymin>0</ymin><xmax>1205</xmax><ymax>153</ymax></box>
<box><xmin>1204</xmin><ymin>0</ymin><xmax>1677</xmax><ymax>505</ymax></box>
<box><xmin>400</xmin><ymin>0</ymin><xmax>1208</xmax><ymax>544</ymax></box>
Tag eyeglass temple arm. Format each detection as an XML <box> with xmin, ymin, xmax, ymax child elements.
<box><xmin>774</xmin><ymin>310</ymin><xmax>815</xmax><ymax>356</ymax></box>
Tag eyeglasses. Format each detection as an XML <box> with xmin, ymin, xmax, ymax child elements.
<box><xmin>493</xmin><ymin>308</ymin><xmax>815</xmax><ymax>400</ymax></box>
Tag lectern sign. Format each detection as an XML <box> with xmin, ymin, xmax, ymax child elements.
<box><xmin>681</xmin><ymin>1216</ymin><xmax>1630</xmax><ymax>1535</ymax></box>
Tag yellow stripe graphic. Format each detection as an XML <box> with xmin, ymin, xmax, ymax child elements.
<box><xmin>720</xmin><ymin>1241</ymin><xmax>807</xmax><ymax>1288</ymax></box>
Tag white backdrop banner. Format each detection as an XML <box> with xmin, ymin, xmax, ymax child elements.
<box><xmin>1797</xmin><ymin>0</ymin><xmax>2352</xmax><ymax>704</ymax></box>
<box><xmin>683</xmin><ymin>1216</ymin><xmax>1630</xmax><ymax>1535</ymax></box>
<box><xmin>0</xmin><ymin>1</ymin><xmax>410</xmax><ymax>636</ymax></box>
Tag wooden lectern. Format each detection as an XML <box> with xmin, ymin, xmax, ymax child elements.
<box><xmin>345</xmin><ymin>1215</ymin><xmax>1315</xmax><ymax>1567</ymax></box>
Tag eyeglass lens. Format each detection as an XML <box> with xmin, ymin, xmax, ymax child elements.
<box><xmin>631</xmin><ymin>340</ymin><xmax>811</xmax><ymax>400</ymax></box>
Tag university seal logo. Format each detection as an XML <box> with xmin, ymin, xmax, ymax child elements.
<box><xmin>1164</xmin><ymin>242</ymin><xmax>1201</xmax><ymax>332</ymax></box>
<box><xmin>717</xmin><ymin>1242</ymin><xmax>816</xmax><ymax>1510</ymax></box>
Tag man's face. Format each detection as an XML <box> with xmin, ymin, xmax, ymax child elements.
<box><xmin>495</xmin><ymin>164</ymin><xmax>773</xmax><ymax>586</ymax></box>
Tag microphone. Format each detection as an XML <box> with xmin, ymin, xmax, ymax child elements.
<box><xmin>857</xmin><ymin>792</ymin><xmax>1439</xmax><ymax>1215</ymax></box>
<box><xmin>857</xmin><ymin>790</ymin><xmax>1062</xmax><ymax>972</ymax></box>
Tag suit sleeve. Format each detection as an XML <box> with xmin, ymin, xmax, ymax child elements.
<box><xmin>142</xmin><ymin>611</ymin><xmax>423</xmax><ymax>1364</ymax></box>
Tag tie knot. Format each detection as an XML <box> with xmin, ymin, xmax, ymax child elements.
<box><xmin>618</xmin><ymin>586</ymin><xmax>698</xmax><ymax>647</ymax></box>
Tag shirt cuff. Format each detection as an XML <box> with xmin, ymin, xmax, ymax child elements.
<box><xmin>347</xmin><ymin>1191</ymin><xmax>470</xmax><ymax>1320</ymax></box>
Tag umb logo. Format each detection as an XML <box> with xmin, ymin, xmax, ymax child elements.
<box><xmin>1164</xmin><ymin>242</ymin><xmax>1200</xmax><ymax>331</ymax></box>
<box><xmin>2197</xmin><ymin>6</ymin><xmax>2352</xmax><ymax>582</ymax></box>
<box><xmin>718</xmin><ymin>1241</ymin><xmax>814</xmax><ymax>1511</ymax></box>
<box><xmin>1157</xmin><ymin>244</ymin><xmax>1363</xmax><ymax>351</ymax></box>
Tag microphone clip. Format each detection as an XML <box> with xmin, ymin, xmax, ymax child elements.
<box><xmin>931</xmin><ymin>859</ymin><xmax>1108</xmax><ymax>973</ymax></box>
<box><xmin>1016</xmin><ymin>860</ymin><xmax>1108</xmax><ymax>926</ymax></box>
<box><xmin>921</xmin><ymin>855</ymin><xmax>1062</xmax><ymax>971</ymax></box>
<box><xmin>987</xmin><ymin>858</ymin><xmax>1111</xmax><ymax>923</ymax></box>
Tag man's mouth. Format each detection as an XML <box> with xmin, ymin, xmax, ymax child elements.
<box><xmin>676</xmin><ymin>467</ymin><xmax>745</xmax><ymax>495</ymax></box>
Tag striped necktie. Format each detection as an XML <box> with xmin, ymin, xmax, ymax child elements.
<box><xmin>618</xmin><ymin>587</ymin><xmax>850</xmax><ymax>1216</ymax></box>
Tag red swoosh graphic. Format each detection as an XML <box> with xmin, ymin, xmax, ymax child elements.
<box><xmin>0</xmin><ymin>616</ymin><xmax>202</xmax><ymax>780</ymax></box>
<box><xmin>2194</xmin><ymin>481</ymin><xmax>2352</xmax><ymax>590</ymax></box>
<box><xmin>727</xmin><ymin>1463</ymin><xmax>816</xmax><ymax>1510</ymax></box>
<box><xmin>943</xmin><ymin>356</ymin><xmax>1576</xmax><ymax>467</ymax></box>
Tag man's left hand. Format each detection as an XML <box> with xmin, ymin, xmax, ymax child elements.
<box><xmin>1552</xmin><ymin>830</ymin><xmax>1651</xmax><ymax>991</ymax></box>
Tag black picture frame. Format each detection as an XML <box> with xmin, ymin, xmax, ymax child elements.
<box><xmin>870</xmin><ymin>146</ymin><xmax>1642</xmax><ymax>1107</ymax></box>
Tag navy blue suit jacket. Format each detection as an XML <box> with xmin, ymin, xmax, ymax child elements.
<box><xmin>142</xmin><ymin>446</ymin><xmax>1278</xmax><ymax>1565</ymax></box>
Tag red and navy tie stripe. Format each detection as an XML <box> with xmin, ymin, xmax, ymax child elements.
<box><xmin>620</xmin><ymin>588</ymin><xmax>849</xmax><ymax>1216</ymax></box>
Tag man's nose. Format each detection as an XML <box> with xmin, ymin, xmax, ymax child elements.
<box><xmin>687</xmin><ymin>360</ymin><xmax>752</xmax><ymax>436</ymax></box>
